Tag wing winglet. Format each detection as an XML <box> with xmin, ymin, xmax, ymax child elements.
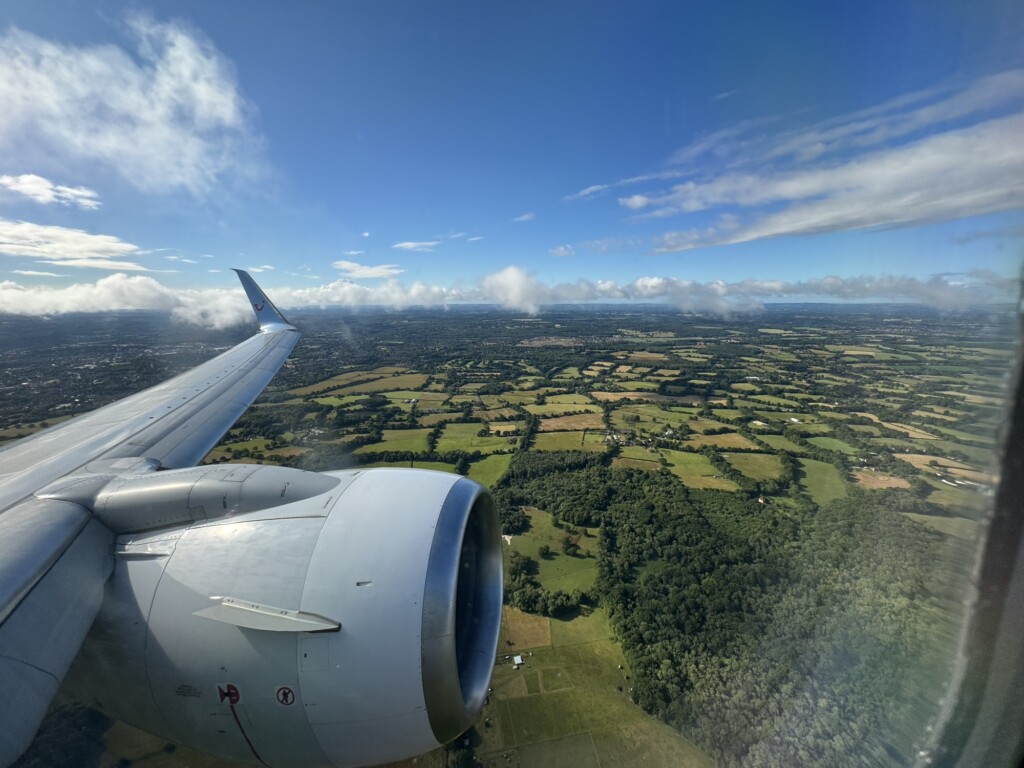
<box><xmin>232</xmin><ymin>269</ymin><xmax>295</xmax><ymax>332</ymax></box>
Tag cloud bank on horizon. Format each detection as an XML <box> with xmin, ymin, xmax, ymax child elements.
<box><xmin>0</xmin><ymin>267</ymin><xmax>1014</xmax><ymax>330</ymax></box>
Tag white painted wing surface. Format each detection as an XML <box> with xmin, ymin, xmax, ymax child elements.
<box><xmin>0</xmin><ymin>270</ymin><xmax>298</xmax><ymax>766</ymax></box>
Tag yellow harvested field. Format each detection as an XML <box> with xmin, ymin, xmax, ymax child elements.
<box><xmin>895</xmin><ymin>453</ymin><xmax>976</xmax><ymax>471</ymax></box>
<box><xmin>289</xmin><ymin>369</ymin><xmax>390</xmax><ymax>395</ymax></box>
<box><xmin>883</xmin><ymin>422</ymin><xmax>938</xmax><ymax>440</ymax></box>
<box><xmin>939</xmin><ymin>391</ymin><xmax>1005</xmax><ymax>406</ymax></box>
<box><xmin>538</xmin><ymin>413</ymin><xmax>605</xmax><ymax>432</ymax></box>
<box><xmin>853</xmin><ymin>469</ymin><xmax>911</xmax><ymax>489</ymax></box>
<box><xmin>490</xmin><ymin>421</ymin><xmax>524</xmax><ymax>434</ymax></box>
<box><xmin>946</xmin><ymin>466</ymin><xmax>994</xmax><ymax>484</ymax></box>
<box><xmin>500</xmin><ymin>606</ymin><xmax>552</xmax><ymax>650</ymax></box>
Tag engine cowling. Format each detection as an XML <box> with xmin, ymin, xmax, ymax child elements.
<box><xmin>63</xmin><ymin>466</ymin><xmax>503</xmax><ymax>767</ymax></box>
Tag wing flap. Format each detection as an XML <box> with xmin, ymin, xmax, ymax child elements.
<box><xmin>0</xmin><ymin>519</ymin><xmax>112</xmax><ymax>767</ymax></box>
<box><xmin>0</xmin><ymin>499</ymin><xmax>92</xmax><ymax>624</ymax></box>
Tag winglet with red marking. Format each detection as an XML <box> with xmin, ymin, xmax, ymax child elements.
<box><xmin>232</xmin><ymin>269</ymin><xmax>295</xmax><ymax>332</ymax></box>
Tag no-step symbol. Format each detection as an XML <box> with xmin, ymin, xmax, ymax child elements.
<box><xmin>276</xmin><ymin>686</ymin><xmax>295</xmax><ymax>706</ymax></box>
<box><xmin>218</xmin><ymin>684</ymin><xmax>241</xmax><ymax>706</ymax></box>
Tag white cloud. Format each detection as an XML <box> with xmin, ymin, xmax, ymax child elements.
<box><xmin>549</xmin><ymin>244</ymin><xmax>574</xmax><ymax>257</ymax></box>
<box><xmin>449</xmin><ymin>232</ymin><xmax>466</xmax><ymax>239</ymax></box>
<box><xmin>712</xmin><ymin>90</ymin><xmax>737</xmax><ymax>102</ymax></box>
<box><xmin>651</xmin><ymin>113</ymin><xmax>1024</xmax><ymax>249</ymax></box>
<box><xmin>0</xmin><ymin>273</ymin><xmax>250</xmax><ymax>327</ymax></box>
<box><xmin>0</xmin><ymin>17</ymin><xmax>264</xmax><ymax>198</ymax></box>
<box><xmin>342</xmin><ymin>250</ymin><xmax>365</xmax><ymax>256</ymax></box>
<box><xmin>618</xmin><ymin>194</ymin><xmax>650</xmax><ymax>210</ymax></box>
<box><xmin>0</xmin><ymin>174</ymin><xmax>100</xmax><ymax>209</ymax></box>
<box><xmin>248</xmin><ymin>264</ymin><xmax>275</xmax><ymax>273</ymax></box>
<box><xmin>41</xmin><ymin>258</ymin><xmax>150</xmax><ymax>271</ymax></box>
<box><xmin>11</xmin><ymin>269</ymin><xmax>66</xmax><ymax>277</ymax></box>
<box><xmin>392</xmin><ymin>241</ymin><xmax>440</xmax><ymax>252</ymax></box>
<box><xmin>479</xmin><ymin>266</ymin><xmax>546</xmax><ymax>312</ymax></box>
<box><xmin>467</xmin><ymin>236</ymin><xmax>485</xmax><ymax>242</ymax></box>
<box><xmin>563</xmin><ymin>184</ymin><xmax>611</xmax><ymax>202</ymax></box>
<box><xmin>567</xmin><ymin>70</ymin><xmax>1024</xmax><ymax>248</ymax></box>
<box><xmin>0</xmin><ymin>218</ymin><xmax>149</xmax><ymax>272</ymax></box>
<box><xmin>332</xmin><ymin>259</ymin><xmax>404</xmax><ymax>279</ymax></box>
<box><xmin>361</xmin><ymin>231</ymin><xmax>370</xmax><ymax>238</ymax></box>
<box><xmin>165</xmin><ymin>255</ymin><xmax>198</xmax><ymax>264</ymax></box>
<box><xmin>511</xmin><ymin>212</ymin><xmax>535</xmax><ymax>222</ymax></box>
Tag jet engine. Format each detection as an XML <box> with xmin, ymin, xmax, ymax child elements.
<box><xmin>61</xmin><ymin>465</ymin><xmax>502</xmax><ymax>768</ymax></box>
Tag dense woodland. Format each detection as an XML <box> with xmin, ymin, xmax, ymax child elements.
<box><xmin>495</xmin><ymin>451</ymin><xmax>971</xmax><ymax>765</ymax></box>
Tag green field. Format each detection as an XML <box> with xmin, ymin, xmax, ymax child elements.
<box><xmin>797</xmin><ymin>458</ymin><xmax>848</xmax><ymax>504</ymax></box>
<box><xmin>659</xmin><ymin>449</ymin><xmax>738</xmax><ymax>490</ymax></box>
<box><xmin>725</xmin><ymin>452</ymin><xmax>784</xmax><ymax>480</ymax></box>
<box><xmin>807</xmin><ymin>436</ymin><xmax>858</xmax><ymax>454</ymax></box>
<box><xmin>749</xmin><ymin>394</ymin><xmax>801</xmax><ymax>407</ymax></box>
<box><xmin>311</xmin><ymin>394</ymin><xmax>367</xmax><ymax>407</ymax></box>
<box><xmin>288</xmin><ymin>368</ymin><xmax>388</xmax><ymax>396</ymax></box>
<box><xmin>359</xmin><ymin>460</ymin><xmax>456</xmax><ymax>473</ymax></box>
<box><xmin>755</xmin><ymin>434</ymin><xmax>806</xmax><ymax>453</ymax></box>
<box><xmin>684</xmin><ymin>432</ymin><xmax>760</xmax><ymax>451</ymax></box>
<box><xmin>417</xmin><ymin>411</ymin><xmax>463</xmax><ymax>426</ymax></box>
<box><xmin>505</xmin><ymin>509</ymin><xmax>600</xmax><ymax>591</ymax></box>
<box><xmin>546</xmin><ymin>393</ymin><xmax>594</xmax><ymax>404</ymax></box>
<box><xmin>353</xmin><ymin>428</ymin><xmax>433</xmax><ymax>454</ymax></box>
<box><xmin>533</xmin><ymin>431</ymin><xmax>606</xmax><ymax>452</ymax></box>
<box><xmin>902</xmin><ymin>513</ymin><xmax>979</xmax><ymax>540</ymax></box>
<box><xmin>477</xmin><ymin>607</ymin><xmax>712</xmax><ymax>768</ymax></box>
<box><xmin>436</xmin><ymin>422</ymin><xmax>519</xmax><ymax>454</ymax></box>
<box><xmin>468</xmin><ymin>453</ymin><xmax>513</xmax><ymax>487</ymax></box>
<box><xmin>711</xmin><ymin>408</ymin><xmax>745</xmax><ymax>420</ymax></box>
<box><xmin>923</xmin><ymin>478</ymin><xmax>987</xmax><ymax>513</ymax></box>
<box><xmin>338</xmin><ymin>372</ymin><xmax>429</xmax><ymax>394</ymax></box>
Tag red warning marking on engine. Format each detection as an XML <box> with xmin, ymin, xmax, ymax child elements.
<box><xmin>218</xmin><ymin>683</ymin><xmax>241</xmax><ymax>705</ymax></box>
<box><xmin>276</xmin><ymin>686</ymin><xmax>295</xmax><ymax>706</ymax></box>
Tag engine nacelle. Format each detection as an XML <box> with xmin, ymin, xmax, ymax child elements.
<box><xmin>64</xmin><ymin>467</ymin><xmax>502</xmax><ymax>767</ymax></box>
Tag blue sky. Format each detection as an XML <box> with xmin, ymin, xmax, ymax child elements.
<box><xmin>0</xmin><ymin>0</ymin><xmax>1021</xmax><ymax>322</ymax></box>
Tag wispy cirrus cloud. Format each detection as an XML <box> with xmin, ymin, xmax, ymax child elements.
<box><xmin>566</xmin><ymin>70</ymin><xmax>1024</xmax><ymax>251</ymax></box>
<box><xmin>0</xmin><ymin>16</ymin><xmax>264</xmax><ymax>198</ymax></box>
<box><xmin>11</xmin><ymin>269</ymin><xmax>66</xmax><ymax>277</ymax></box>
<box><xmin>549</xmin><ymin>244</ymin><xmax>574</xmax><ymax>257</ymax></box>
<box><xmin>511</xmin><ymin>212</ymin><xmax>535</xmax><ymax>222</ymax></box>
<box><xmin>332</xmin><ymin>259</ymin><xmax>404</xmax><ymax>279</ymax></box>
<box><xmin>248</xmin><ymin>264</ymin><xmax>275</xmax><ymax>273</ymax></box>
<box><xmin>392</xmin><ymin>241</ymin><xmax>440</xmax><ymax>252</ymax></box>
<box><xmin>0</xmin><ymin>174</ymin><xmax>100</xmax><ymax>209</ymax></box>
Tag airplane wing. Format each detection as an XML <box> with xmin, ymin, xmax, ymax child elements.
<box><xmin>0</xmin><ymin>270</ymin><xmax>299</xmax><ymax>765</ymax></box>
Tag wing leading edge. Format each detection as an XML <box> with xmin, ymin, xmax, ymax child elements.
<box><xmin>0</xmin><ymin>271</ymin><xmax>300</xmax><ymax>766</ymax></box>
